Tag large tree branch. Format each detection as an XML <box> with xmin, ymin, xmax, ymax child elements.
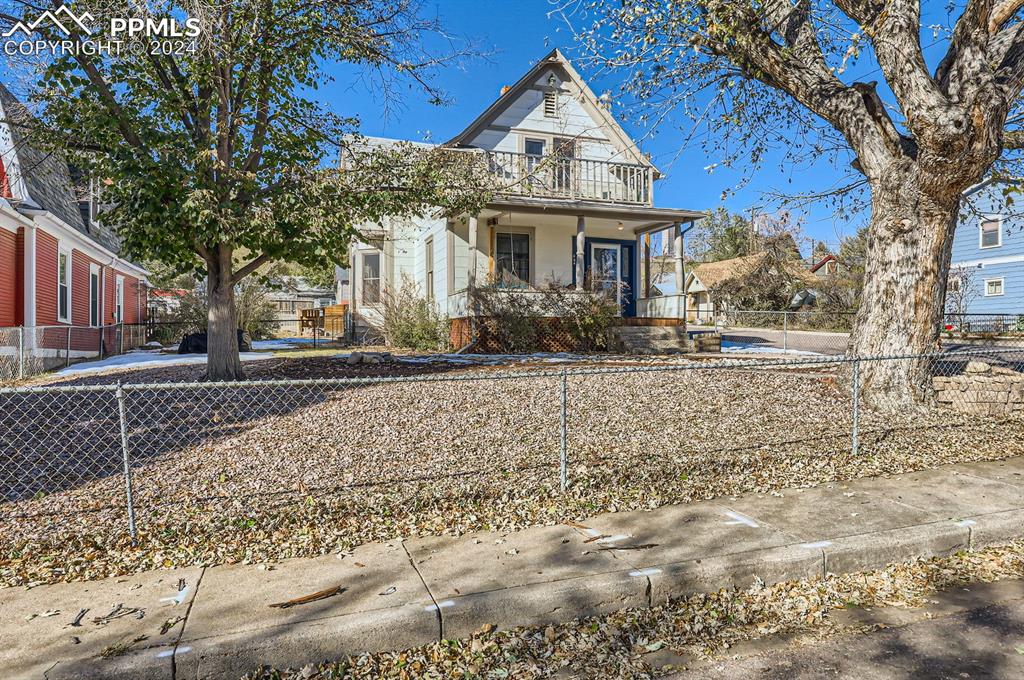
<box><xmin>841</xmin><ymin>0</ymin><xmax>956</xmax><ymax>142</ymax></box>
<box><xmin>991</xmin><ymin>0</ymin><xmax>1024</xmax><ymax>32</ymax></box>
<box><xmin>701</xmin><ymin>1</ymin><xmax>900</xmax><ymax>175</ymax></box>
<box><xmin>231</xmin><ymin>252</ymin><xmax>273</xmax><ymax>283</ymax></box>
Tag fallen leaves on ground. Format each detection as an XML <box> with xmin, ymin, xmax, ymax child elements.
<box><xmin>244</xmin><ymin>541</ymin><xmax>1024</xmax><ymax>679</ymax></box>
<box><xmin>2</xmin><ymin>357</ymin><xmax>1023</xmax><ymax>588</ymax></box>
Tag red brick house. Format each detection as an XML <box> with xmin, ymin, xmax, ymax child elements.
<box><xmin>0</xmin><ymin>84</ymin><xmax>148</xmax><ymax>364</ymax></box>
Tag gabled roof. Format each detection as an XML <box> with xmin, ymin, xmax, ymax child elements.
<box><xmin>0</xmin><ymin>83</ymin><xmax>87</xmax><ymax>235</ymax></box>
<box><xmin>446</xmin><ymin>48</ymin><xmax>659</xmax><ymax>175</ymax></box>
<box><xmin>690</xmin><ymin>253</ymin><xmax>819</xmax><ymax>291</ymax></box>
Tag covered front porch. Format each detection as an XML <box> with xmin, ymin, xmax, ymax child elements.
<box><xmin>446</xmin><ymin>197</ymin><xmax>705</xmax><ymax>322</ymax></box>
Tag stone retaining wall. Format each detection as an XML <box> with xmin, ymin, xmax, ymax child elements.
<box><xmin>933</xmin><ymin>361</ymin><xmax>1024</xmax><ymax>416</ymax></box>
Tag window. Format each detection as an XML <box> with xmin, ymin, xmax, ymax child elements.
<box><xmin>985</xmin><ymin>278</ymin><xmax>1005</xmax><ymax>297</ymax></box>
<box><xmin>495</xmin><ymin>232</ymin><xmax>530</xmax><ymax>286</ymax></box>
<box><xmin>980</xmin><ymin>218</ymin><xmax>1002</xmax><ymax>248</ymax></box>
<box><xmin>543</xmin><ymin>89</ymin><xmax>558</xmax><ymax>117</ymax></box>
<box><xmin>524</xmin><ymin>138</ymin><xmax>546</xmax><ymax>179</ymax></box>
<box><xmin>947</xmin><ymin>276</ymin><xmax>961</xmax><ymax>294</ymax></box>
<box><xmin>361</xmin><ymin>251</ymin><xmax>381</xmax><ymax>305</ymax></box>
<box><xmin>114</xmin><ymin>276</ymin><xmax>124</xmax><ymax>323</ymax></box>
<box><xmin>89</xmin><ymin>264</ymin><xmax>100</xmax><ymax>326</ymax></box>
<box><xmin>425</xmin><ymin>238</ymin><xmax>434</xmax><ymax>300</ymax></box>
<box><xmin>57</xmin><ymin>248</ymin><xmax>71</xmax><ymax>322</ymax></box>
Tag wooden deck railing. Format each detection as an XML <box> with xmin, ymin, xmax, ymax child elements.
<box><xmin>482</xmin><ymin>150</ymin><xmax>653</xmax><ymax>205</ymax></box>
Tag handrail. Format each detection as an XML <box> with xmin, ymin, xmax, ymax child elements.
<box><xmin>479</xmin><ymin>149</ymin><xmax>654</xmax><ymax>205</ymax></box>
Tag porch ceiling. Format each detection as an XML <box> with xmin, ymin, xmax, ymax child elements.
<box><xmin>482</xmin><ymin>197</ymin><xmax>706</xmax><ymax>226</ymax></box>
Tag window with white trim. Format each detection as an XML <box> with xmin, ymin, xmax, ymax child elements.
<box><xmin>984</xmin><ymin>277</ymin><xmax>1005</xmax><ymax>296</ymax></box>
<box><xmin>89</xmin><ymin>264</ymin><xmax>100</xmax><ymax>326</ymax></box>
<box><xmin>114</xmin><ymin>276</ymin><xmax>124</xmax><ymax>323</ymax></box>
<box><xmin>980</xmin><ymin>218</ymin><xmax>1002</xmax><ymax>248</ymax></box>
<box><xmin>425</xmin><ymin>237</ymin><xmax>434</xmax><ymax>300</ymax></box>
<box><xmin>57</xmin><ymin>247</ymin><xmax>71</xmax><ymax>322</ymax></box>
<box><xmin>360</xmin><ymin>251</ymin><xmax>381</xmax><ymax>305</ymax></box>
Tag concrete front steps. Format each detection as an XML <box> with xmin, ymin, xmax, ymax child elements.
<box><xmin>7</xmin><ymin>458</ymin><xmax>1024</xmax><ymax>679</ymax></box>
<box><xmin>608</xmin><ymin>325</ymin><xmax>721</xmax><ymax>354</ymax></box>
<box><xmin>609</xmin><ymin>325</ymin><xmax>692</xmax><ymax>354</ymax></box>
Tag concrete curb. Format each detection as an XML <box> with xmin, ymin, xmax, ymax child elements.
<box><xmin>822</xmin><ymin>522</ymin><xmax>971</xmax><ymax>575</ymax></box>
<box><xmin>15</xmin><ymin>457</ymin><xmax>1024</xmax><ymax>679</ymax></box>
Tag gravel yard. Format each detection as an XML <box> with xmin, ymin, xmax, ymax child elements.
<box><xmin>2</xmin><ymin>354</ymin><xmax>1023</xmax><ymax>587</ymax></box>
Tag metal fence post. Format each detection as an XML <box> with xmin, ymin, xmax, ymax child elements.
<box><xmin>313</xmin><ymin>324</ymin><xmax>318</xmax><ymax>350</ymax></box>
<box><xmin>66</xmin><ymin>326</ymin><xmax>72</xmax><ymax>368</ymax></box>
<box><xmin>560</xmin><ymin>368</ymin><xmax>568</xmax><ymax>492</ymax></box>
<box><xmin>783</xmin><ymin>311</ymin><xmax>789</xmax><ymax>352</ymax></box>
<box><xmin>851</xmin><ymin>358</ymin><xmax>860</xmax><ymax>456</ymax></box>
<box><xmin>119</xmin><ymin>323</ymin><xmax>124</xmax><ymax>355</ymax></box>
<box><xmin>17</xmin><ymin>326</ymin><xmax>24</xmax><ymax>380</ymax></box>
<box><xmin>115</xmin><ymin>381</ymin><xmax>138</xmax><ymax>540</ymax></box>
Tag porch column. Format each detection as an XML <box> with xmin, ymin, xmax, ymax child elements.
<box><xmin>643</xmin><ymin>232</ymin><xmax>652</xmax><ymax>298</ymax></box>
<box><xmin>575</xmin><ymin>214</ymin><xmax>585</xmax><ymax>290</ymax></box>
<box><xmin>673</xmin><ymin>221</ymin><xmax>684</xmax><ymax>301</ymax></box>
<box><xmin>667</xmin><ymin>222</ymin><xmax>684</xmax><ymax>319</ymax></box>
<box><xmin>467</xmin><ymin>215</ymin><xmax>478</xmax><ymax>292</ymax></box>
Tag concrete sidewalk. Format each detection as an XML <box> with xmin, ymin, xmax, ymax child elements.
<box><xmin>5</xmin><ymin>457</ymin><xmax>1024</xmax><ymax>680</ymax></box>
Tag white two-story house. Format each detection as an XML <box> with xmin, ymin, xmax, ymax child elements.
<box><xmin>343</xmin><ymin>49</ymin><xmax>705</xmax><ymax>340</ymax></box>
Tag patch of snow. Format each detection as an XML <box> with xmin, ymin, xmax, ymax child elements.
<box><xmin>721</xmin><ymin>340</ymin><xmax>821</xmax><ymax>356</ymax></box>
<box><xmin>387</xmin><ymin>352</ymin><xmax>592</xmax><ymax>366</ymax></box>
<box><xmin>58</xmin><ymin>350</ymin><xmax>276</xmax><ymax>375</ymax></box>
<box><xmin>250</xmin><ymin>337</ymin><xmax>317</xmax><ymax>350</ymax></box>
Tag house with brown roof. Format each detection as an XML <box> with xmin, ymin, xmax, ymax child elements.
<box><xmin>684</xmin><ymin>252</ymin><xmax>819</xmax><ymax>324</ymax></box>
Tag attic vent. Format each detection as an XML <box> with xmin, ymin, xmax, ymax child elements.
<box><xmin>543</xmin><ymin>89</ymin><xmax>558</xmax><ymax>118</ymax></box>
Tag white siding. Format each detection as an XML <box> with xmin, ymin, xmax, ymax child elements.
<box><xmin>466</xmin><ymin>67</ymin><xmax>626</xmax><ymax>164</ymax></box>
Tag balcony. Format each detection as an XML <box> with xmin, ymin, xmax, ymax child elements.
<box><xmin>482</xmin><ymin>150</ymin><xmax>653</xmax><ymax>206</ymax></box>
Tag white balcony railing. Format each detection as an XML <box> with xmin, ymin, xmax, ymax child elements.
<box><xmin>482</xmin><ymin>150</ymin><xmax>653</xmax><ymax>205</ymax></box>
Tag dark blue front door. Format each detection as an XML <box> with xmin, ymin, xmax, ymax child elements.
<box><xmin>571</xmin><ymin>237</ymin><xmax>637</xmax><ymax>316</ymax></box>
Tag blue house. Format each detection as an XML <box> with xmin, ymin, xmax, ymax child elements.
<box><xmin>948</xmin><ymin>179</ymin><xmax>1024</xmax><ymax>316</ymax></box>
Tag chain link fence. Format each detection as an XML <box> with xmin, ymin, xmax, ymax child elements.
<box><xmin>718</xmin><ymin>310</ymin><xmax>1024</xmax><ymax>356</ymax></box>
<box><xmin>1</xmin><ymin>347</ymin><xmax>1023</xmax><ymax>586</ymax></box>
<box><xmin>0</xmin><ymin>324</ymin><xmax>148</xmax><ymax>383</ymax></box>
<box><xmin>717</xmin><ymin>309</ymin><xmax>853</xmax><ymax>355</ymax></box>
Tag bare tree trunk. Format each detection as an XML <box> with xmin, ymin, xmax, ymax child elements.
<box><xmin>206</xmin><ymin>244</ymin><xmax>243</xmax><ymax>381</ymax></box>
<box><xmin>850</xmin><ymin>161</ymin><xmax>961</xmax><ymax>409</ymax></box>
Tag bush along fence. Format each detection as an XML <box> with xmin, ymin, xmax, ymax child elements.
<box><xmin>1</xmin><ymin>346</ymin><xmax>1023</xmax><ymax>587</ymax></box>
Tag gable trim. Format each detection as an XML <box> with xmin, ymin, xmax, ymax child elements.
<box><xmin>446</xmin><ymin>48</ymin><xmax>659</xmax><ymax>175</ymax></box>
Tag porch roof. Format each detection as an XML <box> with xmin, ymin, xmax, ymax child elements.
<box><xmin>483</xmin><ymin>197</ymin><xmax>706</xmax><ymax>228</ymax></box>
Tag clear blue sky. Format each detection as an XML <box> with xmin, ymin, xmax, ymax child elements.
<box><xmin>323</xmin><ymin>0</ymin><xmax>867</xmax><ymax>253</ymax></box>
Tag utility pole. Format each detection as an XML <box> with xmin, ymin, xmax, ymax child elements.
<box><xmin>747</xmin><ymin>205</ymin><xmax>761</xmax><ymax>254</ymax></box>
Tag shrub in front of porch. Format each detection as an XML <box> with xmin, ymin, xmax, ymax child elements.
<box><xmin>469</xmin><ymin>278</ymin><xmax>620</xmax><ymax>353</ymax></box>
<box><xmin>380</xmin><ymin>276</ymin><xmax>451</xmax><ymax>352</ymax></box>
